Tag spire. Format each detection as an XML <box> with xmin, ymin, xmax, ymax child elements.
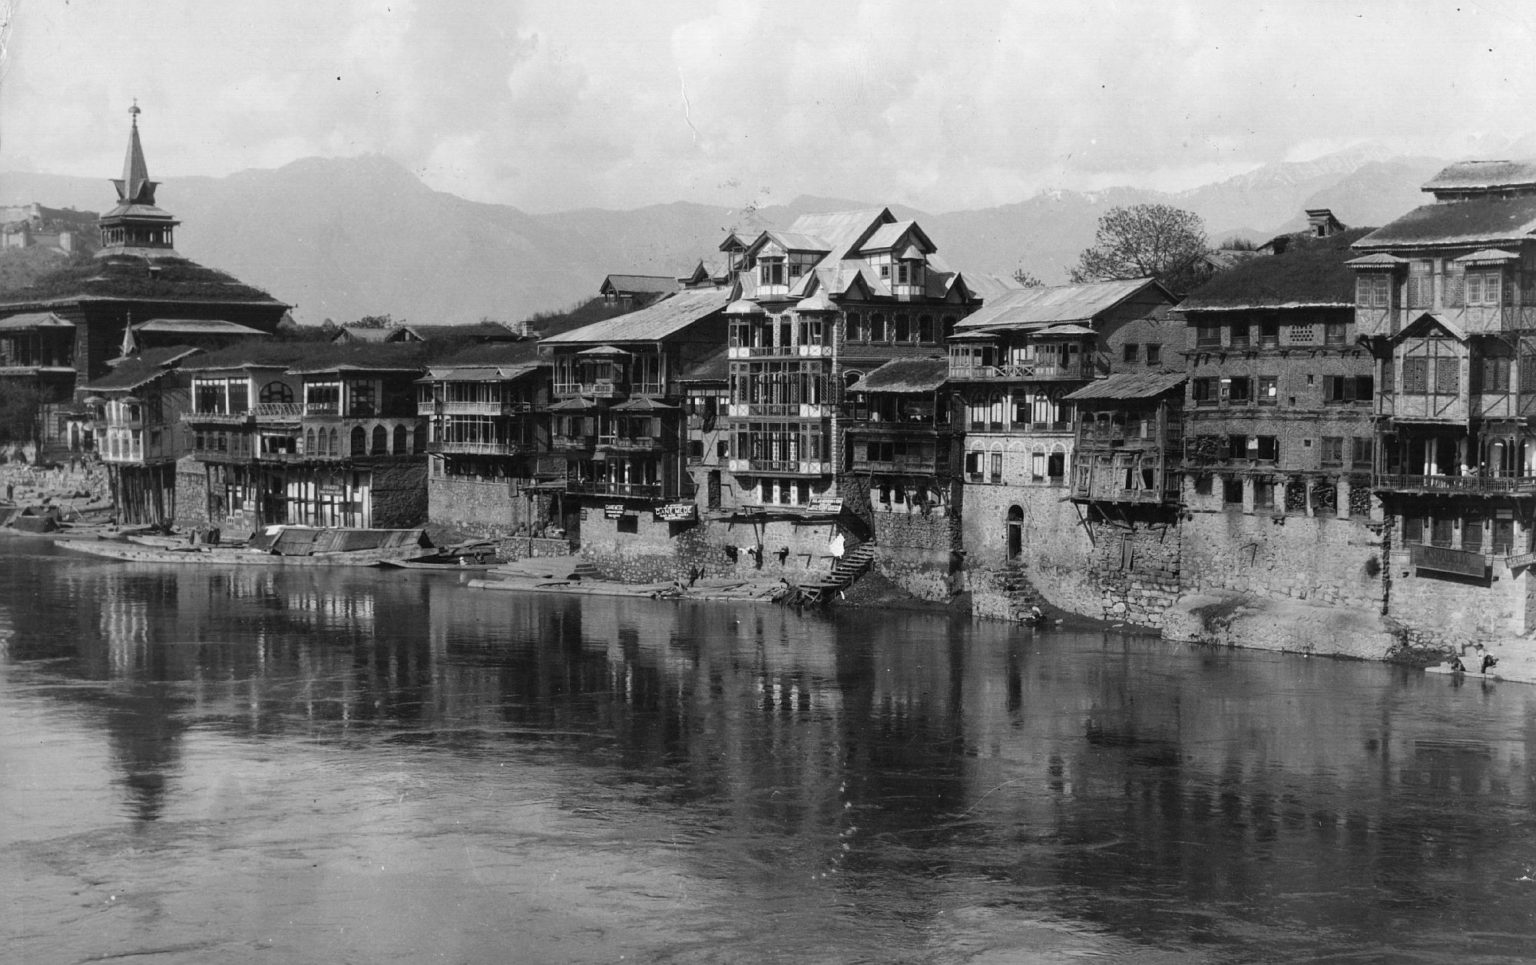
<box><xmin>120</xmin><ymin>314</ymin><xmax>138</xmax><ymax>358</ymax></box>
<box><xmin>113</xmin><ymin>100</ymin><xmax>156</xmax><ymax>206</ymax></box>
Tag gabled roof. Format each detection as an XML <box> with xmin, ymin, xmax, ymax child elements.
<box><xmin>954</xmin><ymin>278</ymin><xmax>1169</xmax><ymax>331</ymax></box>
<box><xmin>540</xmin><ymin>288</ymin><xmax>730</xmax><ymax>345</ymax></box>
<box><xmin>1179</xmin><ymin>227</ymin><xmax>1374</xmax><ymax>311</ymax></box>
<box><xmin>0</xmin><ymin>311</ymin><xmax>74</xmax><ymax>330</ymax></box>
<box><xmin>185</xmin><ymin>341</ymin><xmax>425</xmax><ymax>374</ymax></box>
<box><xmin>600</xmin><ymin>274</ymin><xmax>680</xmax><ymax>297</ymax></box>
<box><xmin>1063</xmin><ymin>372</ymin><xmax>1186</xmax><ymax>402</ymax></box>
<box><xmin>1354</xmin><ymin>195</ymin><xmax>1536</xmax><ymax>249</ymax></box>
<box><xmin>1394</xmin><ymin>312</ymin><xmax>1468</xmax><ymax>343</ymax></box>
<box><xmin>847</xmin><ymin>357</ymin><xmax>949</xmax><ymax>394</ymax></box>
<box><xmin>676</xmin><ymin>346</ymin><xmax>729</xmax><ymax>383</ymax></box>
<box><xmin>133</xmin><ymin>317</ymin><xmax>269</xmax><ymax>336</ymax></box>
<box><xmin>422</xmin><ymin>361</ymin><xmax>541</xmax><ymax>382</ymax></box>
<box><xmin>1345</xmin><ymin>252</ymin><xmax>1408</xmax><ymax>268</ymax></box>
<box><xmin>332</xmin><ymin>325</ymin><xmax>392</xmax><ymax>343</ymax></box>
<box><xmin>1454</xmin><ymin>248</ymin><xmax>1520</xmax><ymax>264</ymax></box>
<box><xmin>394</xmin><ymin>322</ymin><xmax>522</xmax><ymax>342</ymax></box>
<box><xmin>84</xmin><ymin>346</ymin><xmax>202</xmax><ymax>391</ymax></box>
<box><xmin>857</xmin><ymin>220</ymin><xmax>936</xmax><ymax>255</ymax></box>
<box><xmin>1424</xmin><ymin>160</ymin><xmax>1536</xmax><ymax>193</ymax></box>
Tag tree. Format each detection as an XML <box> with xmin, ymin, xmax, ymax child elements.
<box><xmin>1012</xmin><ymin>266</ymin><xmax>1045</xmax><ymax>288</ymax></box>
<box><xmin>0</xmin><ymin>381</ymin><xmax>43</xmax><ymax>446</ymax></box>
<box><xmin>1070</xmin><ymin>203</ymin><xmax>1209</xmax><ymax>296</ymax></box>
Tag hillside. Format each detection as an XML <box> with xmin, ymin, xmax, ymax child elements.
<box><xmin>0</xmin><ymin>147</ymin><xmax>1455</xmax><ymax>324</ymax></box>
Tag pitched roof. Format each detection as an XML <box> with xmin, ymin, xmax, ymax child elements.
<box><xmin>600</xmin><ymin>274</ymin><xmax>680</xmax><ymax>296</ymax></box>
<box><xmin>1424</xmin><ymin>160</ymin><xmax>1536</xmax><ymax>193</ymax></box>
<box><xmin>333</xmin><ymin>325</ymin><xmax>392</xmax><ymax>342</ymax></box>
<box><xmin>1354</xmin><ymin>196</ymin><xmax>1536</xmax><ymax>249</ymax></box>
<box><xmin>676</xmin><ymin>346</ymin><xmax>729</xmax><ymax>383</ymax></box>
<box><xmin>0</xmin><ymin>311</ymin><xmax>74</xmax><ymax>330</ymax></box>
<box><xmin>185</xmin><ymin>341</ymin><xmax>426</xmax><ymax>373</ymax></box>
<box><xmin>133</xmin><ymin>317</ymin><xmax>269</xmax><ymax>336</ymax></box>
<box><xmin>847</xmin><ymin>357</ymin><xmax>949</xmax><ymax>394</ymax></box>
<box><xmin>422</xmin><ymin>361</ymin><xmax>541</xmax><ymax>382</ymax></box>
<box><xmin>1178</xmin><ymin>227</ymin><xmax>1374</xmax><ymax>311</ymax></box>
<box><xmin>540</xmin><ymin>287</ymin><xmax>730</xmax><ymax>345</ymax></box>
<box><xmin>395</xmin><ymin>322</ymin><xmax>522</xmax><ymax>342</ymax></box>
<box><xmin>954</xmin><ymin>278</ymin><xmax>1167</xmax><ymax>331</ymax></box>
<box><xmin>84</xmin><ymin>347</ymin><xmax>202</xmax><ymax>391</ymax></box>
<box><xmin>1063</xmin><ymin>372</ymin><xmax>1186</xmax><ymax>402</ymax></box>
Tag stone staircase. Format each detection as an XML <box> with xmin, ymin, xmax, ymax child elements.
<box><xmin>996</xmin><ymin>559</ymin><xmax>1049</xmax><ymax>623</ymax></box>
<box><xmin>785</xmin><ymin>541</ymin><xmax>877</xmax><ymax>606</ymax></box>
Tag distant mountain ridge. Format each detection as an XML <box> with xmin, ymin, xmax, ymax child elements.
<box><xmin>0</xmin><ymin>148</ymin><xmax>1458</xmax><ymax>325</ymax></box>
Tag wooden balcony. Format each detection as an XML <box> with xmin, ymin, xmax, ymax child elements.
<box><xmin>949</xmin><ymin>361</ymin><xmax>1092</xmax><ymax>382</ymax></box>
<box><xmin>1375</xmin><ymin>473</ymin><xmax>1536</xmax><ymax>495</ymax></box>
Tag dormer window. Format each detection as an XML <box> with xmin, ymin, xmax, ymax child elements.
<box><xmin>1356</xmin><ymin>274</ymin><xmax>1391</xmax><ymax>308</ymax></box>
<box><xmin>1466</xmin><ymin>269</ymin><xmax>1502</xmax><ymax>307</ymax></box>
<box><xmin>896</xmin><ymin>262</ymin><xmax>910</xmax><ymax>284</ymax></box>
<box><xmin>759</xmin><ymin>255</ymin><xmax>785</xmax><ymax>287</ymax></box>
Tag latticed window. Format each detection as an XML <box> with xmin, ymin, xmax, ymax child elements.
<box><xmin>1434</xmin><ymin>358</ymin><xmax>1459</xmax><ymax>394</ymax></box>
<box><xmin>1402</xmin><ymin>358</ymin><xmax>1428</xmax><ymax>394</ymax></box>
<box><xmin>1407</xmin><ymin>261</ymin><xmax>1433</xmax><ymax>308</ymax></box>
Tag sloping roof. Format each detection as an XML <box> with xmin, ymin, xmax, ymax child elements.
<box><xmin>955</xmin><ymin>278</ymin><xmax>1166</xmax><ymax>331</ymax></box>
<box><xmin>1454</xmin><ymin>248</ymin><xmax>1520</xmax><ymax>263</ymax></box>
<box><xmin>0</xmin><ymin>253</ymin><xmax>285</xmax><ymax>307</ymax></box>
<box><xmin>1204</xmin><ymin>249</ymin><xmax>1265</xmax><ymax>271</ymax></box>
<box><xmin>186</xmin><ymin>341</ymin><xmax>425</xmax><ymax>373</ymax></box>
<box><xmin>134</xmin><ymin>318</ymin><xmax>269</xmax><ymax>336</ymax></box>
<box><xmin>847</xmin><ymin>357</ymin><xmax>949</xmax><ymax>394</ymax></box>
<box><xmin>1346</xmin><ymin>253</ymin><xmax>1408</xmax><ymax>268</ymax></box>
<box><xmin>333</xmin><ymin>325</ymin><xmax>392</xmax><ymax>343</ymax></box>
<box><xmin>1179</xmin><ymin>227</ymin><xmax>1374</xmax><ymax>311</ymax></box>
<box><xmin>1063</xmin><ymin>372</ymin><xmax>1186</xmax><ymax>402</ymax></box>
<box><xmin>422</xmin><ymin>361</ymin><xmax>541</xmax><ymax>382</ymax></box>
<box><xmin>541</xmin><ymin>288</ymin><xmax>730</xmax><ymax>345</ymax></box>
<box><xmin>676</xmin><ymin>346</ymin><xmax>729</xmax><ymax>383</ymax></box>
<box><xmin>395</xmin><ymin>322</ymin><xmax>522</xmax><ymax>342</ymax></box>
<box><xmin>1395</xmin><ymin>312</ymin><xmax>1469</xmax><ymax>343</ymax></box>
<box><xmin>84</xmin><ymin>347</ymin><xmax>202</xmax><ymax>391</ymax></box>
<box><xmin>1354</xmin><ymin>196</ymin><xmax>1536</xmax><ymax>248</ymax></box>
<box><xmin>611</xmin><ymin>396</ymin><xmax>678</xmax><ymax>411</ymax></box>
<box><xmin>600</xmin><ymin>274</ymin><xmax>680</xmax><ymax>296</ymax></box>
<box><xmin>0</xmin><ymin>311</ymin><xmax>74</xmax><ymax>330</ymax></box>
<box><xmin>1424</xmin><ymin>160</ymin><xmax>1536</xmax><ymax>193</ymax></box>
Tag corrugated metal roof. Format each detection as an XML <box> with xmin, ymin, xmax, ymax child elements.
<box><xmin>955</xmin><ymin>278</ymin><xmax>1162</xmax><ymax>330</ymax></box>
<box><xmin>85</xmin><ymin>347</ymin><xmax>202</xmax><ymax>391</ymax></box>
<box><xmin>847</xmin><ymin>357</ymin><xmax>949</xmax><ymax>394</ymax></box>
<box><xmin>1063</xmin><ymin>372</ymin><xmax>1185</xmax><ymax>402</ymax></box>
<box><xmin>135</xmin><ymin>318</ymin><xmax>268</xmax><ymax>336</ymax></box>
<box><xmin>785</xmin><ymin>208</ymin><xmax>892</xmax><ymax>263</ymax></box>
<box><xmin>541</xmin><ymin>288</ymin><xmax>730</xmax><ymax>344</ymax></box>
<box><xmin>1454</xmin><ymin>248</ymin><xmax>1520</xmax><ymax>263</ymax></box>
<box><xmin>676</xmin><ymin>346</ymin><xmax>729</xmax><ymax>382</ymax></box>
<box><xmin>0</xmin><ymin>311</ymin><xmax>74</xmax><ymax>330</ymax></box>
<box><xmin>423</xmin><ymin>361</ymin><xmax>540</xmax><ymax>381</ymax></box>
<box><xmin>1424</xmin><ymin>160</ymin><xmax>1536</xmax><ymax>192</ymax></box>
<box><xmin>1355</xmin><ymin>196</ymin><xmax>1536</xmax><ymax>248</ymax></box>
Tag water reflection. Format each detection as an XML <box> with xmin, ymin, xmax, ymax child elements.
<box><xmin>4</xmin><ymin>541</ymin><xmax>1536</xmax><ymax>960</ymax></box>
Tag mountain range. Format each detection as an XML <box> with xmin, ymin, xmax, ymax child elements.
<box><xmin>0</xmin><ymin>148</ymin><xmax>1454</xmax><ymax>325</ymax></box>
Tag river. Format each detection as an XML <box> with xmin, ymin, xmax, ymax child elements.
<box><xmin>1</xmin><ymin>537</ymin><xmax>1534</xmax><ymax>963</ymax></box>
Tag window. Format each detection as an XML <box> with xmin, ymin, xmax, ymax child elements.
<box><xmin>1352</xmin><ymin>437</ymin><xmax>1374</xmax><ymax>469</ymax></box>
<box><xmin>1031</xmin><ymin>451</ymin><xmax>1046</xmax><ymax>481</ymax></box>
<box><xmin>759</xmin><ymin>256</ymin><xmax>785</xmax><ymax>286</ymax></box>
<box><xmin>1225</xmin><ymin>377</ymin><xmax>1252</xmax><ymax>404</ymax></box>
<box><xmin>1287</xmin><ymin>323</ymin><xmax>1317</xmax><ymax>344</ymax></box>
<box><xmin>870</xmin><ymin>314</ymin><xmax>887</xmax><ymax>342</ymax></box>
<box><xmin>260</xmin><ymin>381</ymin><xmax>293</xmax><ymax>404</ymax></box>
<box><xmin>1466</xmin><ymin>270</ymin><xmax>1501</xmax><ymax>306</ymax></box>
<box><xmin>1463</xmin><ymin>514</ymin><xmax>1484</xmax><ymax>553</ymax></box>
<box><xmin>1192</xmin><ymin>378</ymin><xmax>1216</xmax><ymax>405</ymax></box>
<box><xmin>1434</xmin><ymin>358</ymin><xmax>1459</xmax><ymax>394</ymax></box>
<box><xmin>1223</xmin><ymin>478</ymin><xmax>1244</xmax><ymax>505</ymax></box>
<box><xmin>1227</xmin><ymin>434</ymin><xmax>1248</xmax><ymax>460</ymax></box>
<box><xmin>1196</xmin><ymin>323</ymin><xmax>1221</xmax><ymax>349</ymax></box>
<box><xmin>990</xmin><ymin>451</ymin><xmax>1003</xmax><ymax>482</ymax></box>
<box><xmin>1322</xmin><ymin>436</ymin><xmax>1344</xmax><ymax>467</ymax></box>
<box><xmin>1254</xmin><ymin>479</ymin><xmax>1274</xmax><ymax>510</ymax></box>
<box><xmin>1145</xmin><ymin>344</ymin><xmax>1162</xmax><ymax>365</ymax></box>
<box><xmin>1260</xmin><ymin>320</ymin><xmax>1280</xmax><ymax>348</ymax></box>
<box><xmin>1478</xmin><ymin>355</ymin><xmax>1510</xmax><ymax>393</ymax></box>
<box><xmin>1123</xmin><ymin>343</ymin><xmax>1139</xmax><ymax>363</ymax></box>
<box><xmin>1402</xmin><ymin>357</ymin><xmax>1428</xmax><ymax>394</ymax></box>
<box><xmin>1357</xmin><ymin>274</ymin><xmax>1391</xmax><ymax>308</ymax></box>
<box><xmin>617</xmin><ymin>515</ymin><xmax>638</xmax><ymax>534</ymax></box>
<box><xmin>1254</xmin><ymin>436</ymin><xmax>1278</xmax><ymax>461</ymax></box>
<box><xmin>965</xmin><ymin>451</ymin><xmax>983</xmax><ymax>481</ymax></box>
<box><xmin>1324</xmin><ymin>375</ymin><xmax>1373</xmax><ymax>403</ymax></box>
<box><xmin>1229</xmin><ymin>324</ymin><xmax>1250</xmax><ymax>350</ymax></box>
<box><xmin>1325</xmin><ymin>321</ymin><xmax>1347</xmax><ymax>345</ymax></box>
<box><xmin>1408</xmin><ymin>260</ymin><xmax>1433</xmax><ymax>308</ymax></box>
<box><xmin>1258</xmin><ymin>375</ymin><xmax>1278</xmax><ymax>404</ymax></box>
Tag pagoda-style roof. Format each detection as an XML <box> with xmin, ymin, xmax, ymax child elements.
<box><xmin>0</xmin><ymin>253</ymin><xmax>285</xmax><ymax>308</ymax></box>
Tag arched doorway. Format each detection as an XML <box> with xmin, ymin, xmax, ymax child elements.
<box><xmin>1006</xmin><ymin>505</ymin><xmax>1024</xmax><ymax>560</ymax></box>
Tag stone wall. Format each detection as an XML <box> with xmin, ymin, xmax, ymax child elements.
<box><xmin>869</xmin><ymin>508</ymin><xmax>960</xmax><ymax>601</ymax></box>
<box><xmin>1086</xmin><ymin>516</ymin><xmax>1182</xmax><ymax>627</ymax></box>
<box><xmin>959</xmin><ymin>481</ymin><xmax>1102</xmax><ymax>619</ymax></box>
<box><xmin>428</xmin><ymin>475</ymin><xmax>520</xmax><ymax>535</ymax></box>
<box><xmin>175</xmin><ymin>457</ymin><xmax>210</xmax><ymax>529</ymax></box>
<box><xmin>1378</xmin><ymin>513</ymin><xmax>1532</xmax><ymax>652</ymax></box>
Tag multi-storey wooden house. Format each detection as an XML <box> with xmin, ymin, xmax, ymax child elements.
<box><xmin>536</xmin><ymin>287</ymin><xmax>730</xmax><ymax>542</ymax></box>
<box><xmin>1351</xmin><ymin>161</ymin><xmax>1536</xmax><ymax>579</ymax></box>
<box><xmin>1177</xmin><ymin>215</ymin><xmax>1378</xmax><ymax>519</ymax></box>
<box><xmin>179</xmin><ymin>343</ymin><xmax>428</xmax><ymax>533</ymax></box>
<box><xmin>844</xmin><ymin>357</ymin><xmax>956</xmax><ymax>516</ymax></box>
<box><xmin>82</xmin><ymin>346</ymin><xmax>202</xmax><ymax>524</ymax></box>
<box><xmin>1066</xmin><ymin>372</ymin><xmax>1187</xmax><ymax>513</ymax></box>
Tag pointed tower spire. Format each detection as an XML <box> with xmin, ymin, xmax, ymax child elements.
<box><xmin>120</xmin><ymin>314</ymin><xmax>138</xmax><ymax>358</ymax></box>
<box><xmin>98</xmin><ymin>101</ymin><xmax>179</xmax><ymax>256</ymax></box>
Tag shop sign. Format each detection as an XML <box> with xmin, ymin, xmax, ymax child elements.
<box><xmin>654</xmin><ymin>502</ymin><xmax>697</xmax><ymax>522</ymax></box>
<box><xmin>1410</xmin><ymin>543</ymin><xmax>1488</xmax><ymax>578</ymax></box>
<box><xmin>807</xmin><ymin>497</ymin><xmax>843</xmax><ymax>514</ymax></box>
<box><xmin>604</xmin><ymin>503</ymin><xmax>626</xmax><ymax>519</ymax></box>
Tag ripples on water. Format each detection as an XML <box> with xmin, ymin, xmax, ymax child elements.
<box><xmin>1</xmin><ymin>538</ymin><xmax>1535</xmax><ymax>963</ymax></box>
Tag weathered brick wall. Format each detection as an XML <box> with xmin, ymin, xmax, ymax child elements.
<box><xmin>1088</xmin><ymin>518</ymin><xmax>1182</xmax><ymax>627</ymax></box>
<box><xmin>428</xmin><ymin>476</ymin><xmax>520</xmax><ymax>535</ymax></box>
<box><xmin>1179</xmin><ymin>507</ymin><xmax>1385</xmax><ymax>611</ymax></box>
<box><xmin>174</xmin><ymin>457</ymin><xmax>209</xmax><ymax>529</ymax></box>
<box><xmin>369</xmin><ymin>459</ymin><xmax>428</xmax><ymax>528</ymax></box>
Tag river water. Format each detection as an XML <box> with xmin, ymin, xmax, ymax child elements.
<box><xmin>2</xmin><ymin>539</ymin><xmax>1534</xmax><ymax>964</ymax></box>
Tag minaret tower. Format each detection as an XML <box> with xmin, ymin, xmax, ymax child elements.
<box><xmin>96</xmin><ymin>101</ymin><xmax>180</xmax><ymax>257</ymax></box>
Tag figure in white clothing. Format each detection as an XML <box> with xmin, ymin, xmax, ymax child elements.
<box><xmin>829</xmin><ymin>532</ymin><xmax>845</xmax><ymax>559</ymax></box>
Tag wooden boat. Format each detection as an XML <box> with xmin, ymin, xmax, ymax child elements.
<box><xmin>59</xmin><ymin>526</ymin><xmax>432</xmax><ymax>567</ymax></box>
<box><xmin>378</xmin><ymin>540</ymin><xmax>499</xmax><ymax>571</ymax></box>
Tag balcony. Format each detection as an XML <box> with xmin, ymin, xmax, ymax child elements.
<box><xmin>727</xmin><ymin>402</ymin><xmax>831</xmax><ymax>419</ymax></box>
<box><xmin>417</xmin><ymin>400</ymin><xmax>532</xmax><ymax>417</ymax></box>
<box><xmin>728</xmin><ymin>457</ymin><xmax>830</xmax><ymax>477</ymax></box>
<box><xmin>1375</xmin><ymin>473</ymin><xmax>1536</xmax><ymax>495</ymax></box>
<box><xmin>851</xmin><ymin>454</ymin><xmax>943</xmax><ymax>475</ymax></box>
<box><xmin>564</xmin><ymin>479</ymin><xmax>664</xmax><ymax>499</ymax></box>
<box><xmin>949</xmin><ymin>362</ymin><xmax>1092</xmax><ymax>382</ymax></box>
<box><xmin>427</xmin><ymin>440</ymin><xmax>530</xmax><ymax>456</ymax></box>
<box><xmin>550</xmin><ymin>433</ymin><xmax>597</xmax><ymax>452</ymax></box>
<box><xmin>183</xmin><ymin>409</ymin><xmax>254</xmax><ymax>426</ymax></box>
<box><xmin>598</xmin><ymin>435</ymin><xmax>670</xmax><ymax>453</ymax></box>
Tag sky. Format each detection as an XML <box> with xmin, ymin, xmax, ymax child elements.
<box><xmin>3</xmin><ymin>0</ymin><xmax>1536</xmax><ymax>215</ymax></box>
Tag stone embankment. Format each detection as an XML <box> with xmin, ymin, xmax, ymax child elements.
<box><xmin>0</xmin><ymin>458</ymin><xmax>112</xmax><ymax>516</ymax></box>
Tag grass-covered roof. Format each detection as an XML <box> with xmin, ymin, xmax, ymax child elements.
<box><xmin>0</xmin><ymin>251</ymin><xmax>285</xmax><ymax>306</ymax></box>
<box><xmin>1178</xmin><ymin>227</ymin><xmax>1375</xmax><ymax>311</ymax></box>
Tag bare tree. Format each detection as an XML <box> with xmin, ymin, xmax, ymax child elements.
<box><xmin>1070</xmin><ymin>203</ymin><xmax>1209</xmax><ymax>296</ymax></box>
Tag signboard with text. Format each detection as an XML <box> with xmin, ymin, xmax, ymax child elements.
<box><xmin>807</xmin><ymin>497</ymin><xmax>843</xmax><ymax>514</ymax></box>
<box><xmin>604</xmin><ymin>503</ymin><xmax>626</xmax><ymax>519</ymax></box>
<box><xmin>654</xmin><ymin>502</ymin><xmax>697</xmax><ymax>522</ymax></box>
<box><xmin>1410</xmin><ymin>543</ymin><xmax>1489</xmax><ymax>578</ymax></box>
